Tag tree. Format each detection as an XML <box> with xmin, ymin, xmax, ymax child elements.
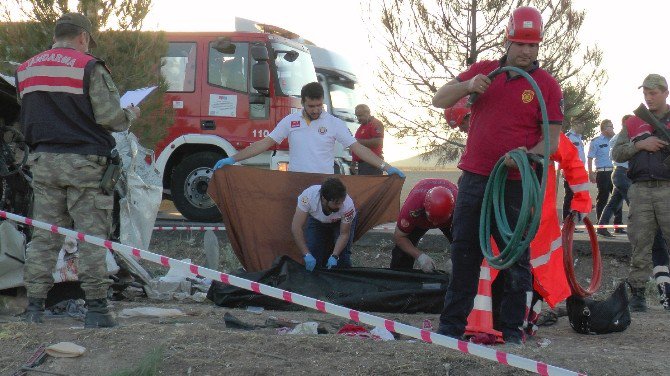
<box><xmin>0</xmin><ymin>0</ymin><xmax>171</xmax><ymax>148</ymax></box>
<box><xmin>367</xmin><ymin>0</ymin><xmax>606</xmax><ymax>165</ymax></box>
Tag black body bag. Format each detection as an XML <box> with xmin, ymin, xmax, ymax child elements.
<box><xmin>566</xmin><ymin>282</ymin><xmax>631</xmax><ymax>334</ymax></box>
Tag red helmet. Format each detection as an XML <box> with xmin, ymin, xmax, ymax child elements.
<box><xmin>444</xmin><ymin>97</ymin><xmax>471</xmax><ymax>129</ymax></box>
<box><xmin>424</xmin><ymin>186</ymin><xmax>455</xmax><ymax>226</ymax></box>
<box><xmin>506</xmin><ymin>6</ymin><xmax>544</xmax><ymax>44</ymax></box>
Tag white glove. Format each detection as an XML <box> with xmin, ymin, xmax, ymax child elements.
<box><xmin>416</xmin><ymin>253</ymin><xmax>436</xmax><ymax>273</ymax></box>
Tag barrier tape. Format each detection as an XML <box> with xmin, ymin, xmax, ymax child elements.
<box><xmin>0</xmin><ymin>210</ymin><xmax>585</xmax><ymax>376</ymax></box>
<box><xmin>574</xmin><ymin>224</ymin><xmax>626</xmax><ymax>230</ymax></box>
<box><xmin>152</xmin><ymin>223</ymin><xmax>398</xmax><ymax>232</ymax></box>
<box><xmin>153</xmin><ymin>226</ymin><xmax>226</xmax><ymax>231</ymax></box>
<box><xmin>152</xmin><ymin>223</ymin><xmax>625</xmax><ymax>232</ymax></box>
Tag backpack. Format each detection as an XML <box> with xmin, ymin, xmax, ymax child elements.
<box><xmin>566</xmin><ymin>282</ymin><xmax>631</xmax><ymax>334</ymax></box>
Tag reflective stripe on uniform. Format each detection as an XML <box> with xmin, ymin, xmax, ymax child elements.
<box><xmin>530</xmin><ymin>236</ymin><xmax>562</xmax><ymax>269</ymax></box>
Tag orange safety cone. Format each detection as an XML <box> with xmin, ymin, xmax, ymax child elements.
<box><xmin>465</xmin><ymin>260</ymin><xmax>504</xmax><ymax>344</ymax></box>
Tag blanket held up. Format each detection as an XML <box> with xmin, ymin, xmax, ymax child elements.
<box><xmin>208</xmin><ymin>166</ymin><xmax>403</xmax><ymax>271</ymax></box>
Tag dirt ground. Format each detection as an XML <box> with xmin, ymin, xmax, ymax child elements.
<box><xmin>1</xmin><ymin>230</ymin><xmax>668</xmax><ymax>376</ymax></box>
<box><xmin>0</xmin><ymin>170</ymin><xmax>656</xmax><ymax>376</ymax></box>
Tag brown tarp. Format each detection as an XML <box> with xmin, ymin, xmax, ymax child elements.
<box><xmin>208</xmin><ymin>166</ymin><xmax>403</xmax><ymax>271</ymax></box>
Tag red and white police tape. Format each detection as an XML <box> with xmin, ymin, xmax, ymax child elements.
<box><xmin>152</xmin><ymin>223</ymin><xmax>624</xmax><ymax>232</ymax></box>
<box><xmin>1</xmin><ymin>210</ymin><xmax>585</xmax><ymax>376</ymax></box>
<box><xmin>153</xmin><ymin>226</ymin><xmax>227</xmax><ymax>231</ymax></box>
<box><xmin>152</xmin><ymin>223</ymin><xmax>399</xmax><ymax>231</ymax></box>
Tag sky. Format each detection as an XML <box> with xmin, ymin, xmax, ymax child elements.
<box><xmin>104</xmin><ymin>1</ymin><xmax>670</xmax><ymax>161</ymax></box>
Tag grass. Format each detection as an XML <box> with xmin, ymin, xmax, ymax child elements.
<box><xmin>107</xmin><ymin>347</ymin><xmax>164</xmax><ymax>376</ymax></box>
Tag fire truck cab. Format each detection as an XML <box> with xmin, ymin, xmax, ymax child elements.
<box><xmin>156</xmin><ymin>32</ymin><xmax>317</xmax><ymax>221</ymax></box>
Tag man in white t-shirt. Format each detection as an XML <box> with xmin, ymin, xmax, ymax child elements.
<box><xmin>291</xmin><ymin>178</ymin><xmax>356</xmax><ymax>271</ymax></box>
<box><xmin>213</xmin><ymin>82</ymin><xmax>404</xmax><ymax>177</ymax></box>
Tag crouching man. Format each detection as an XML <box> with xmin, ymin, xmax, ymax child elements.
<box><xmin>391</xmin><ymin>178</ymin><xmax>457</xmax><ymax>272</ymax></box>
<box><xmin>291</xmin><ymin>178</ymin><xmax>356</xmax><ymax>271</ymax></box>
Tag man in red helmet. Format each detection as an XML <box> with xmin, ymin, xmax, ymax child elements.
<box><xmin>431</xmin><ymin>6</ymin><xmax>563</xmax><ymax>344</ymax></box>
<box><xmin>391</xmin><ymin>179</ymin><xmax>457</xmax><ymax>272</ymax></box>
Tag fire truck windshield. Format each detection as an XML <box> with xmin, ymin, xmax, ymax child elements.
<box><xmin>272</xmin><ymin>43</ymin><xmax>317</xmax><ymax>97</ymax></box>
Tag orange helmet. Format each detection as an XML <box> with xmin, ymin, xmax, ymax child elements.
<box><xmin>424</xmin><ymin>186</ymin><xmax>455</xmax><ymax>226</ymax></box>
<box><xmin>444</xmin><ymin>97</ymin><xmax>471</xmax><ymax>129</ymax></box>
<box><xmin>506</xmin><ymin>6</ymin><xmax>544</xmax><ymax>44</ymax></box>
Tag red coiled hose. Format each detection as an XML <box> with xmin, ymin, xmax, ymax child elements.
<box><xmin>562</xmin><ymin>211</ymin><xmax>602</xmax><ymax>297</ymax></box>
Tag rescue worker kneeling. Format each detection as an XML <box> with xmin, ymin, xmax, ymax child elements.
<box><xmin>291</xmin><ymin>178</ymin><xmax>356</xmax><ymax>271</ymax></box>
<box><xmin>391</xmin><ymin>179</ymin><xmax>457</xmax><ymax>272</ymax></box>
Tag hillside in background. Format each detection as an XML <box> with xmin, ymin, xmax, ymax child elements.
<box><xmin>390</xmin><ymin>152</ymin><xmax>458</xmax><ymax>171</ymax></box>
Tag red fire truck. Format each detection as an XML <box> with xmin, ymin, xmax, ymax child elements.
<box><xmin>155</xmin><ymin>31</ymin><xmax>318</xmax><ymax>221</ymax></box>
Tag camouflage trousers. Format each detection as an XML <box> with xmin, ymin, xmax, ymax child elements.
<box><xmin>24</xmin><ymin>152</ymin><xmax>113</xmax><ymax>299</ymax></box>
<box><xmin>628</xmin><ymin>181</ymin><xmax>670</xmax><ymax>288</ymax></box>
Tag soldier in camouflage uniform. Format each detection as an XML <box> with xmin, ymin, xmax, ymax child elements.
<box><xmin>15</xmin><ymin>13</ymin><xmax>140</xmax><ymax>327</ymax></box>
<box><xmin>612</xmin><ymin>74</ymin><xmax>670</xmax><ymax>312</ymax></box>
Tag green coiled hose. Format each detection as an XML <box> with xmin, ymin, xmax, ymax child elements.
<box><xmin>477</xmin><ymin>66</ymin><xmax>550</xmax><ymax>270</ymax></box>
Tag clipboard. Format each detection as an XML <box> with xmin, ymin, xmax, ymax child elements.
<box><xmin>120</xmin><ymin>86</ymin><xmax>157</xmax><ymax>107</ymax></box>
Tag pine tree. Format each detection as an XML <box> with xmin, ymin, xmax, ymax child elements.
<box><xmin>0</xmin><ymin>0</ymin><xmax>171</xmax><ymax>148</ymax></box>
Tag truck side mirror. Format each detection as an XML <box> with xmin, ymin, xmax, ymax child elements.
<box><xmin>251</xmin><ymin>62</ymin><xmax>270</xmax><ymax>96</ymax></box>
<box><xmin>212</xmin><ymin>38</ymin><xmax>236</xmax><ymax>54</ymax></box>
<box><xmin>251</xmin><ymin>46</ymin><xmax>270</xmax><ymax>96</ymax></box>
<box><xmin>251</xmin><ymin>45</ymin><xmax>269</xmax><ymax>61</ymax></box>
<box><xmin>283</xmin><ymin>50</ymin><xmax>299</xmax><ymax>62</ymax></box>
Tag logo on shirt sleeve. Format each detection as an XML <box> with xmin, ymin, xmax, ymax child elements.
<box><xmin>291</xmin><ymin>120</ymin><xmax>301</xmax><ymax>128</ymax></box>
<box><xmin>343</xmin><ymin>208</ymin><xmax>355</xmax><ymax>222</ymax></box>
<box><xmin>400</xmin><ymin>218</ymin><xmax>410</xmax><ymax>229</ymax></box>
<box><xmin>300</xmin><ymin>196</ymin><xmax>309</xmax><ymax>206</ymax></box>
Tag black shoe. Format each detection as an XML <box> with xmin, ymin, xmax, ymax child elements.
<box><xmin>597</xmin><ymin>228</ymin><xmax>614</xmax><ymax>238</ymax></box>
<box><xmin>629</xmin><ymin>288</ymin><xmax>648</xmax><ymax>312</ymax></box>
<box><xmin>614</xmin><ymin>228</ymin><xmax>627</xmax><ymax>234</ymax></box>
<box><xmin>84</xmin><ymin>298</ymin><xmax>117</xmax><ymax>328</ymax></box>
<box><xmin>23</xmin><ymin>298</ymin><xmax>45</xmax><ymax>323</ymax></box>
<box><xmin>502</xmin><ymin>335</ymin><xmax>524</xmax><ymax>348</ymax></box>
<box><xmin>437</xmin><ymin>325</ymin><xmax>465</xmax><ymax>340</ymax></box>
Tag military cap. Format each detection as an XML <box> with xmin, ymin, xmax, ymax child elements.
<box><xmin>56</xmin><ymin>12</ymin><xmax>97</xmax><ymax>48</ymax></box>
<box><xmin>639</xmin><ymin>74</ymin><xmax>668</xmax><ymax>90</ymax></box>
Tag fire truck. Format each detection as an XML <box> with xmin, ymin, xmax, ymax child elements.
<box><xmin>156</xmin><ymin>24</ymin><xmax>362</xmax><ymax>222</ymax></box>
<box><xmin>155</xmin><ymin>31</ymin><xmax>318</xmax><ymax>222</ymax></box>
<box><xmin>234</xmin><ymin>18</ymin><xmax>362</xmax><ymax>175</ymax></box>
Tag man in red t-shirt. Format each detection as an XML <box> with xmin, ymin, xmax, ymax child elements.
<box><xmin>391</xmin><ymin>179</ymin><xmax>457</xmax><ymax>272</ymax></box>
<box><xmin>352</xmin><ymin>104</ymin><xmax>384</xmax><ymax>175</ymax></box>
<box><xmin>431</xmin><ymin>6</ymin><xmax>563</xmax><ymax>344</ymax></box>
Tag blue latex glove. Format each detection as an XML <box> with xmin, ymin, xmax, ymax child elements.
<box><xmin>303</xmin><ymin>253</ymin><xmax>316</xmax><ymax>272</ymax></box>
<box><xmin>214</xmin><ymin>157</ymin><xmax>235</xmax><ymax>170</ymax></box>
<box><xmin>386</xmin><ymin>166</ymin><xmax>406</xmax><ymax>178</ymax></box>
<box><xmin>326</xmin><ymin>255</ymin><xmax>338</xmax><ymax>269</ymax></box>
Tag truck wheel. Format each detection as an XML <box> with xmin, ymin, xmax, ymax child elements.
<box><xmin>170</xmin><ymin>152</ymin><xmax>224</xmax><ymax>222</ymax></box>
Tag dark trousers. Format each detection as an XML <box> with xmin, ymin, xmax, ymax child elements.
<box><xmin>599</xmin><ymin>167</ymin><xmax>627</xmax><ymax>226</ymax></box>
<box><xmin>652</xmin><ymin>231</ymin><xmax>670</xmax><ymax>266</ymax></box>
<box><xmin>356</xmin><ymin>161</ymin><xmax>383</xmax><ymax>175</ymax></box>
<box><xmin>305</xmin><ymin>215</ymin><xmax>355</xmax><ymax>268</ymax></box>
<box><xmin>390</xmin><ymin>227</ymin><xmax>452</xmax><ymax>269</ymax></box>
<box><xmin>562</xmin><ymin>179</ymin><xmax>574</xmax><ymax>220</ymax></box>
<box><xmin>438</xmin><ymin>171</ymin><xmax>531</xmax><ymax>340</ymax></box>
<box><xmin>595</xmin><ymin>170</ymin><xmax>614</xmax><ymax>221</ymax></box>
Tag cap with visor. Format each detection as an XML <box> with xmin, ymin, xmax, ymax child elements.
<box><xmin>639</xmin><ymin>74</ymin><xmax>668</xmax><ymax>90</ymax></box>
<box><xmin>56</xmin><ymin>12</ymin><xmax>97</xmax><ymax>48</ymax></box>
